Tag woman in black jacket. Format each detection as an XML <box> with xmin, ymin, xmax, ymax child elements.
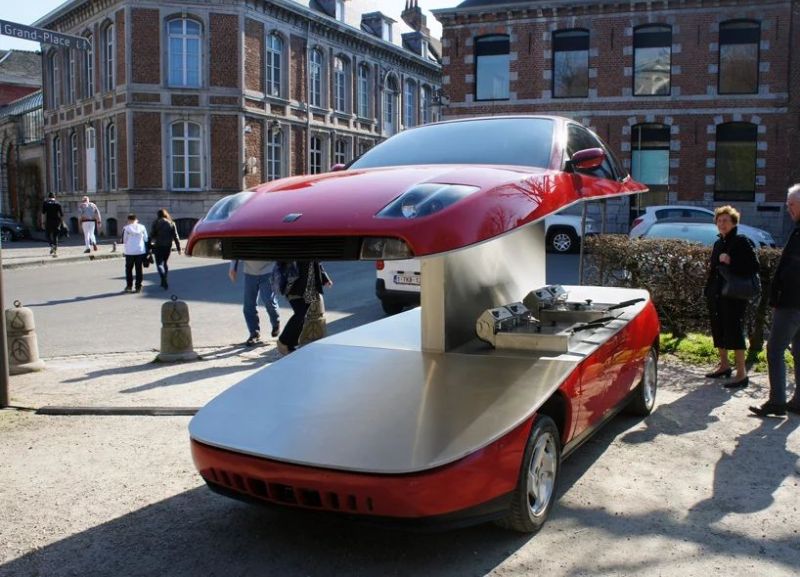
<box><xmin>150</xmin><ymin>208</ymin><xmax>182</xmax><ymax>289</ymax></box>
<box><xmin>704</xmin><ymin>205</ymin><xmax>759</xmax><ymax>388</ymax></box>
<box><xmin>276</xmin><ymin>261</ymin><xmax>332</xmax><ymax>355</ymax></box>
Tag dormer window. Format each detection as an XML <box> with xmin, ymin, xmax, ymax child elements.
<box><xmin>382</xmin><ymin>20</ymin><xmax>393</xmax><ymax>42</ymax></box>
<box><xmin>335</xmin><ymin>0</ymin><xmax>345</xmax><ymax>22</ymax></box>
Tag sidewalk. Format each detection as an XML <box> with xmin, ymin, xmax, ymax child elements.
<box><xmin>1</xmin><ymin>232</ymin><xmax>122</xmax><ymax>269</ymax></box>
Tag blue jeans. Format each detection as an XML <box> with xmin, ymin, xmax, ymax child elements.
<box><xmin>766</xmin><ymin>308</ymin><xmax>800</xmax><ymax>405</ymax></box>
<box><xmin>243</xmin><ymin>273</ymin><xmax>279</xmax><ymax>337</ymax></box>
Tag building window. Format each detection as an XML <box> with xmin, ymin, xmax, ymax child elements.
<box><xmin>421</xmin><ymin>85</ymin><xmax>432</xmax><ymax>124</ymax></box>
<box><xmin>49</xmin><ymin>52</ymin><xmax>61</xmax><ymax>108</ymax></box>
<box><xmin>631</xmin><ymin>123</ymin><xmax>670</xmax><ymax>189</ymax></box>
<box><xmin>171</xmin><ymin>121</ymin><xmax>202</xmax><ymax>190</ymax></box>
<box><xmin>66</xmin><ymin>50</ymin><xmax>77</xmax><ymax>103</ymax></box>
<box><xmin>334</xmin><ymin>57</ymin><xmax>347</xmax><ymax>112</ymax></box>
<box><xmin>358</xmin><ymin>64</ymin><xmax>370</xmax><ymax>118</ymax></box>
<box><xmin>21</xmin><ymin>109</ymin><xmax>43</xmax><ymax>144</ymax></box>
<box><xmin>310</xmin><ymin>48</ymin><xmax>323</xmax><ymax>108</ymax></box>
<box><xmin>334</xmin><ymin>139</ymin><xmax>348</xmax><ymax>165</ymax></box>
<box><xmin>85</xmin><ymin>126</ymin><xmax>97</xmax><ymax>193</ymax></box>
<box><xmin>105</xmin><ymin>123</ymin><xmax>116</xmax><ymax>190</ymax></box>
<box><xmin>384</xmin><ymin>75</ymin><xmax>398</xmax><ymax>136</ymax></box>
<box><xmin>84</xmin><ymin>34</ymin><xmax>94</xmax><ymax>98</ymax></box>
<box><xmin>103</xmin><ymin>23</ymin><xmax>115</xmax><ymax>91</ymax></box>
<box><xmin>310</xmin><ymin>135</ymin><xmax>323</xmax><ymax>174</ymax></box>
<box><xmin>335</xmin><ymin>0</ymin><xmax>345</xmax><ymax>22</ymax></box>
<box><xmin>168</xmin><ymin>18</ymin><xmax>202</xmax><ymax>87</ymax></box>
<box><xmin>266</xmin><ymin>33</ymin><xmax>283</xmax><ymax>97</ymax></box>
<box><xmin>52</xmin><ymin>136</ymin><xmax>62</xmax><ymax>192</ymax></box>
<box><xmin>70</xmin><ymin>132</ymin><xmax>79</xmax><ymax>192</ymax></box>
<box><xmin>475</xmin><ymin>35</ymin><xmax>509</xmax><ymax>101</ymax></box>
<box><xmin>553</xmin><ymin>29</ymin><xmax>589</xmax><ymax>98</ymax></box>
<box><xmin>267</xmin><ymin>128</ymin><xmax>282</xmax><ymax>181</ymax></box>
<box><xmin>404</xmin><ymin>79</ymin><xmax>416</xmax><ymax>128</ymax></box>
<box><xmin>719</xmin><ymin>20</ymin><xmax>760</xmax><ymax>94</ymax></box>
<box><xmin>634</xmin><ymin>25</ymin><xmax>671</xmax><ymax>96</ymax></box>
<box><xmin>715</xmin><ymin>122</ymin><xmax>757</xmax><ymax>201</ymax></box>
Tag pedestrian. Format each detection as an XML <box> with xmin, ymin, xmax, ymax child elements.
<box><xmin>750</xmin><ymin>184</ymin><xmax>800</xmax><ymax>417</ymax></box>
<box><xmin>150</xmin><ymin>208</ymin><xmax>182</xmax><ymax>290</ymax></box>
<box><xmin>276</xmin><ymin>260</ymin><xmax>332</xmax><ymax>355</ymax></box>
<box><xmin>229</xmin><ymin>260</ymin><xmax>280</xmax><ymax>346</ymax></box>
<box><xmin>41</xmin><ymin>193</ymin><xmax>63</xmax><ymax>257</ymax></box>
<box><xmin>77</xmin><ymin>195</ymin><xmax>101</xmax><ymax>254</ymax></box>
<box><xmin>122</xmin><ymin>213</ymin><xmax>148</xmax><ymax>293</ymax></box>
<box><xmin>703</xmin><ymin>205</ymin><xmax>759</xmax><ymax>388</ymax></box>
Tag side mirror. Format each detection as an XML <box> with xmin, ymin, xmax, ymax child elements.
<box><xmin>330</xmin><ymin>163</ymin><xmax>346</xmax><ymax>172</ymax></box>
<box><xmin>569</xmin><ymin>148</ymin><xmax>605</xmax><ymax>171</ymax></box>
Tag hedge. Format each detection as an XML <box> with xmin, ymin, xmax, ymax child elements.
<box><xmin>583</xmin><ymin>234</ymin><xmax>782</xmax><ymax>354</ymax></box>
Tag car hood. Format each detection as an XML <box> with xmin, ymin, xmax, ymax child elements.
<box><xmin>187</xmin><ymin>164</ymin><xmax>644</xmax><ymax>258</ymax></box>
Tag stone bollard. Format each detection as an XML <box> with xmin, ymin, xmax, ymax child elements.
<box><xmin>5</xmin><ymin>300</ymin><xmax>45</xmax><ymax>374</ymax></box>
<box><xmin>299</xmin><ymin>295</ymin><xmax>327</xmax><ymax>346</ymax></box>
<box><xmin>157</xmin><ymin>295</ymin><xmax>199</xmax><ymax>362</ymax></box>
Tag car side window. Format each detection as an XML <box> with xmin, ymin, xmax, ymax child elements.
<box><xmin>566</xmin><ymin>124</ymin><xmax>617</xmax><ymax>180</ymax></box>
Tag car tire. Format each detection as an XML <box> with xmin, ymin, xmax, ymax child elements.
<box><xmin>380</xmin><ymin>300</ymin><xmax>405</xmax><ymax>316</ymax></box>
<box><xmin>496</xmin><ymin>415</ymin><xmax>561</xmax><ymax>533</ymax></box>
<box><xmin>625</xmin><ymin>347</ymin><xmax>658</xmax><ymax>416</ymax></box>
<box><xmin>0</xmin><ymin>229</ymin><xmax>12</xmax><ymax>243</ymax></box>
<box><xmin>547</xmin><ymin>227</ymin><xmax>578</xmax><ymax>253</ymax></box>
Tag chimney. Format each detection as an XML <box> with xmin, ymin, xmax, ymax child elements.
<box><xmin>401</xmin><ymin>0</ymin><xmax>429</xmax><ymax>35</ymax></box>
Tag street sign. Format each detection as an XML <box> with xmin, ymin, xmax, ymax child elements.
<box><xmin>0</xmin><ymin>19</ymin><xmax>90</xmax><ymax>51</ymax></box>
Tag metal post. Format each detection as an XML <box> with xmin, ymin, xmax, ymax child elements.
<box><xmin>0</xmin><ymin>244</ymin><xmax>9</xmax><ymax>408</ymax></box>
<box><xmin>578</xmin><ymin>202</ymin><xmax>587</xmax><ymax>285</ymax></box>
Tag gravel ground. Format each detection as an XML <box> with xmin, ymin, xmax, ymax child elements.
<box><xmin>1</xmin><ymin>351</ymin><xmax>798</xmax><ymax>577</ymax></box>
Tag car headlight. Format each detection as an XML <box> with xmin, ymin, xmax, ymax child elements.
<box><xmin>204</xmin><ymin>191</ymin><xmax>254</xmax><ymax>222</ymax></box>
<box><xmin>190</xmin><ymin>238</ymin><xmax>223</xmax><ymax>258</ymax></box>
<box><xmin>360</xmin><ymin>237</ymin><xmax>414</xmax><ymax>260</ymax></box>
<box><xmin>377</xmin><ymin>183</ymin><xmax>480</xmax><ymax>219</ymax></box>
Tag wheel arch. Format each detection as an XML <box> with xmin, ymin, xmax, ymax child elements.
<box><xmin>536</xmin><ymin>392</ymin><xmax>569</xmax><ymax>446</ymax></box>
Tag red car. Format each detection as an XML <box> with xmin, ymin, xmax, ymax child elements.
<box><xmin>187</xmin><ymin>116</ymin><xmax>660</xmax><ymax>533</ymax></box>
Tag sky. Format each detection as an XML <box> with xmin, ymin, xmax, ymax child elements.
<box><xmin>0</xmin><ymin>0</ymin><xmax>457</xmax><ymax>52</ymax></box>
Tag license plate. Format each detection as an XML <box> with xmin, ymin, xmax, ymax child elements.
<box><xmin>394</xmin><ymin>274</ymin><xmax>420</xmax><ymax>286</ymax></box>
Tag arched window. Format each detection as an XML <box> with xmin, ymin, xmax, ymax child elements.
<box><xmin>168</xmin><ymin>18</ymin><xmax>202</xmax><ymax>87</ymax></box>
<box><xmin>475</xmin><ymin>35</ymin><xmax>510</xmax><ymax>101</ymax></box>
<box><xmin>404</xmin><ymin>79</ymin><xmax>416</xmax><ymax>128</ymax></box>
<box><xmin>421</xmin><ymin>85</ymin><xmax>432</xmax><ymax>124</ymax></box>
<box><xmin>333</xmin><ymin>56</ymin><xmax>348</xmax><ymax>112</ymax></box>
<box><xmin>334</xmin><ymin>138</ymin><xmax>348</xmax><ymax>165</ymax></box>
<box><xmin>103</xmin><ymin>23</ymin><xmax>115</xmax><ymax>91</ymax></box>
<box><xmin>384</xmin><ymin>75</ymin><xmax>398</xmax><ymax>136</ymax></box>
<box><xmin>171</xmin><ymin>121</ymin><xmax>202</xmax><ymax>190</ymax></box>
<box><xmin>85</xmin><ymin>126</ymin><xmax>96</xmax><ymax>193</ymax></box>
<box><xmin>83</xmin><ymin>34</ymin><xmax>94</xmax><ymax>98</ymax></box>
<box><xmin>357</xmin><ymin>64</ymin><xmax>370</xmax><ymax>118</ymax></box>
<box><xmin>634</xmin><ymin>25</ymin><xmax>671</xmax><ymax>96</ymax></box>
<box><xmin>267</xmin><ymin>128</ymin><xmax>282</xmax><ymax>181</ymax></box>
<box><xmin>66</xmin><ymin>49</ymin><xmax>77</xmax><ymax>103</ymax></box>
<box><xmin>630</xmin><ymin>123</ymin><xmax>670</xmax><ymax>189</ymax></box>
<box><xmin>105</xmin><ymin>122</ymin><xmax>116</xmax><ymax>190</ymax></box>
<box><xmin>310</xmin><ymin>49</ymin><xmax>323</xmax><ymax>108</ymax></box>
<box><xmin>49</xmin><ymin>52</ymin><xmax>61</xmax><ymax>108</ymax></box>
<box><xmin>266</xmin><ymin>33</ymin><xmax>283</xmax><ymax>97</ymax></box>
<box><xmin>552</xmin><ymin>29</ymin><xmax>589</xmax><ymax>98</ymax></box>
<box><xmin>70</xmin><ymin>132</ymin><xmax>79</xmax><ymax>192</ymax></box>
<box><xmin>719</xmin><ymin>20</ymin><xmax>760</xmax><ymax>94</ymax></box>
<box><xmin>310</xmin><ymin>135</ymin><xmax>323</xmax><ymax>174</ymax></box>
<box><xmin>52</xmin><ymin>136</ymin><xmax>62</xmax><ymax>192</ymax></box>
<box><xmin>715</xmin><ymin>122</ymin><xmax>757</xmax><ymax>200</ymax></box>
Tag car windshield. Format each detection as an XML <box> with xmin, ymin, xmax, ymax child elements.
<box><xmin>644</xmin><ymin>223</ymin><xmax>719</xmax><ymax>246</ymax></box>
<box><xmin>350</xmin><ymin>117</ymin><xmax>555</xmax><ymax>170</ymax></box>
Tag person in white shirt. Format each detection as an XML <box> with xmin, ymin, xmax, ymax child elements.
<box><xmin>122</xmin><ymin>213</ymin><xmax>149</xmax><ymax>293</ymax></box>
<box><xmin>77</xmin><ymin>196</ymin><xmax>101</xmax><ymax>253</ymax></box>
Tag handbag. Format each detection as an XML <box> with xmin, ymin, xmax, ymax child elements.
<box><xmin>718</xmin><ymin>265</ymin><xmax>760</xmax><ymax>301</ymax></box>
<box><xmin>57</xmin><ymin>221</ymin><xmax>69</xmax><ymax>239</ymax></box>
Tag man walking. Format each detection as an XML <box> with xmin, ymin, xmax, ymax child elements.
<box><xmin>41</xmin><ymin>193</ymin><xmax>63</xmax><ymax>257</ymax></box>
<box><xmin>78</xmin><ymin>196</ymin><xmax>101</xmax><ymax>253</ymax></box>
<box><xmin>750</xmin><ymin>183</ymin><xmax>800</xmax><ymax>418</ymax></box>
<box><xmin>229</xmin><ymin>260</ymin><xmax>280</xmax><ymax>346</ymax></box>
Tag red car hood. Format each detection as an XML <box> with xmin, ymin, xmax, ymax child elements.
<box><xmin>187</xmin><ymin>164</ymin><xmax>644</xmax><ymax>258</ymax></box>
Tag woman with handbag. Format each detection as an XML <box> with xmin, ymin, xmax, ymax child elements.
<box><xmin>276</xmin><ymin>260</ymin><xmax>332</xmax><ymax>355</ymax></box>
<box><xmin>704</xmin><ymin>205</ymin><xmax>760</xmax><ymax>388</ymax></box>
<box><xmin>150</xmin><ymin>208</ymin><xmax>182</xmax><ymax>289</ymax></box>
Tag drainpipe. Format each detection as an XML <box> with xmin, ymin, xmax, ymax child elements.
<box><xmin>306</xmin><ymin>19</ymin><xmax>312</xmax><ymax>174</ymax></box>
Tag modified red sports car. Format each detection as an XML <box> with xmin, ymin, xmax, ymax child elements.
<box><xmin>187</xmin><ymin>116</ymin><xmax>660</xmax><ymax>533</ymax></box>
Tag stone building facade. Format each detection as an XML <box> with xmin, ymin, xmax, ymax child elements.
<box><xmin>37</xmin><ymin>0</ymin><xmax>441</xmax><ymax>236</ymax></box>
<box><xmin>433</xmin><ymin>0</ymin><xmax>800</xmax><ymax>241</ymax></box>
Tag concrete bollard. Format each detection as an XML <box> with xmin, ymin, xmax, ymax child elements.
<box><xmin>299</xmin><ymin>295</ymin><xmax>327</xmax><ymax>346</ymax></box>
<box><xmin>157</xmin><ymin>295</ymin><xmax>199</xmax><ymax>362</ymax></box>
<box><xmin>5</xmin><ymin>300</ymin><xmax>45</xmax><ymax>374</ymax></box>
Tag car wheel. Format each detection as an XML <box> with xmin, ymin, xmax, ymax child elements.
<box><xmin>380</xmin><ymin>300</ymin><xmax>405</xmax><ymax>316</ymax></box>
<box><xmin>625</xmin><ymin>348</ymin><xmax>658</xmax><ymax>416</ymax></box>
<box><xmin>547</xmin><ymin>228</ymin><xmax>578</xmax><ymax>253</ymax></box>
<box><xmin>0</xmin><ymin>229</ymin><xmax>12</xmax><ymax>243</ymax></box>
<box><xmin>496</xmin><ymin>415</ymin><xmax>561</xmax><ymax>533</ymax></box>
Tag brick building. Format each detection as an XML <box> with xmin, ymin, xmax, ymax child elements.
<box><xmin>432</xmin><ymin>0</ymin><xmax>800</xmax><ymax>241</ymax></box>
<box><xmin>37</xmin><ymin>0</ymin><xmax>441</xmax><ymax>236</ymax></box>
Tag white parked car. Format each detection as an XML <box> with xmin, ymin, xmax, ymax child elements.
<box><xmin>629</xmin><ymin>205</ymin><xmax>776</xmax><ymax>248</ymax></box>
<box><xmin>376</xmin><ymin>215</ymin><xmax>596</xmax><ymax>314</ymax></box>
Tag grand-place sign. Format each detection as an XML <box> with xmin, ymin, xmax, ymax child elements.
<box><xmin>0</xmin><ymin>20</ymin><xmax>90</xmax><ymax>51</ymax></box>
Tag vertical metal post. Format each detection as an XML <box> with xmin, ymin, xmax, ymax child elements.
<box><xmin>0</xmin><ymin>245</ymin><xmax>9</xmax><ymax>408</ymax></box>
<box><xmin>578</xmin><ymin>201</ymin><xmax>587</xmax><ymax>285</ymax></box>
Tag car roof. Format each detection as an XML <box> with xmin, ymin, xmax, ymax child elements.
<box><xmin>645</xmin><ymin>205</ymin><xmax>715</xmax><ymax>214</ymax></box>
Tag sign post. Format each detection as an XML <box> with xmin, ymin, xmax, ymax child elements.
<box><xmin>0</xmin><ymin>19</ymin><xmax>90</xmax><ymax>51</ymax></box>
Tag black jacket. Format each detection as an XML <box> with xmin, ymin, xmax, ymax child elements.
<box><xmin>287</xmin><ymin>261</ymin><xmax>330</xmax><ymax>300</ymax></box>
<box><xmin>770</xmin><ymin>223</ymin><xmax>800</xmax><ymax>309</ymax></box>
<box><xmin>150</xmin><ymin>218</ymin><xmax>181</xmax><ymax>250</ymax></box>
<box><xmin>41</xmin><ymin>199</ymin><xmax>63</xmax><ymax>227</ymax></box>
<box><xmin>705</xmin><ymin>227</ymin><xmax>760</xmax><ymax>298</ymax></box>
